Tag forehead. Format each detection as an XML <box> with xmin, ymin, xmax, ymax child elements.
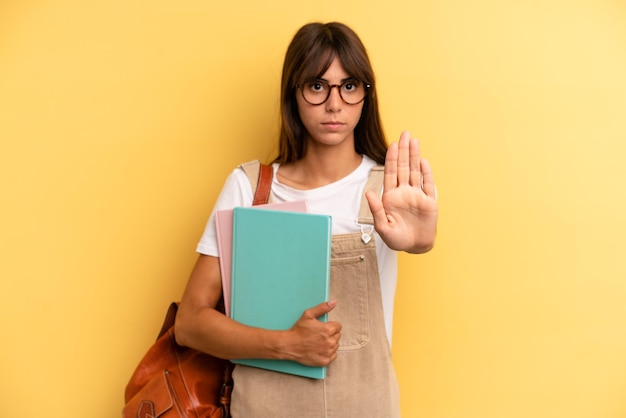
<box><xmin>298</xmin><ymin>49</ymin><xmax>354</xmax><ymax>81</ymax></box>
<box><xmin>318</xmin><ymin>58</ymin><xmax>351</xmax><ymax>81</ymax></box>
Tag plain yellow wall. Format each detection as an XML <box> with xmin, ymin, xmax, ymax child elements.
<box><xmin>1</xmin><ymin>1</ymin><xmax>625</xmax><ymax>417</ymax></box>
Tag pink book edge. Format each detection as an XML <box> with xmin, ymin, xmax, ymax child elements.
<box><xmin>215</xmin><ymin>200</ymin><xmax>308</xmax><ymax>317</ymax></box>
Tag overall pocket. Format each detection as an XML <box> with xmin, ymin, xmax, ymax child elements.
<box><xmin>329</xmin><ymin>254</ymin><xmax>370</xmax><ymax>350</ymax></box>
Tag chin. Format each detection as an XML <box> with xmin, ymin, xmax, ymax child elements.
<box><xmin>310</xmin><ymin>131</ymin><xmax>353</xmax><ymax>147</ymax></box>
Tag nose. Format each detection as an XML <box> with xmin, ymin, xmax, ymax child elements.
<box><xmin>325</xmin><ymin>85</ymin><xmax>342</xmax><ymax>111</ymax></box>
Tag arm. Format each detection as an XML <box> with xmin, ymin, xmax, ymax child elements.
<box><xmin>175</xmin><ymin>254</ymin><xmax>342</xmax><ymax>367</ymax></box>
<box><xmin>366</xmin><ymin>131</ymin><xmax>439</xmax><ymax>254</ymax></box>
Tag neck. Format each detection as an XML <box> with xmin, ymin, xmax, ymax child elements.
<box><xmin>277</xmin><ymin>145</ymin><xmax>362</xmax><ymax>190</ymax></box>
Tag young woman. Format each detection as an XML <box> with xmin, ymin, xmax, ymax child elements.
<box><xmin>175</xmin><ymin>22</ymin><xmax>438</xmax><ymax>417</ymax></box>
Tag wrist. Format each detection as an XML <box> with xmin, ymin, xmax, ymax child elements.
<box><xmin>260</xmin><ymin>328</ymin><xmax>292</xmax><ymax>361</ymax></box>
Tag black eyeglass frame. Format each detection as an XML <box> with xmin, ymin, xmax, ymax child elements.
<box><xmin>295</xmin><ymin>80</ymin><xmax>372</xmax><ymax>106</ymax></box>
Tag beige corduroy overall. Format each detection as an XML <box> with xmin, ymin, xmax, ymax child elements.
<box><xmin>232</xmin><ymin>164</ymin><xmax>400</xmax><ymax>418</ymax></box>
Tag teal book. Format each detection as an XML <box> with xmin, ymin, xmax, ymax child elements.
<box><xmin>230</xmin><ymin>207</ymin><xmax>332</xmax><ymax>379</ymax></box>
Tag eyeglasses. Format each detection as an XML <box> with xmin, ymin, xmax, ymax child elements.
<box><xmin>296</xmin><ymin>79</ymin><xmax>370</xmax><ymax>105</ymax></box>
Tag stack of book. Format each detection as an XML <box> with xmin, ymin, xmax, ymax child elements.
<box><xmin>215</xmin><ymin>202</ymin><xmax>332</xmax><ymax>379</ymax></box>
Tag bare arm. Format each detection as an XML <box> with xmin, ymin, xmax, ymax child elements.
<box><xmin>175</xmin><ymin>254</ymin><xmax>342</xmax><ymax>367</ymax></box>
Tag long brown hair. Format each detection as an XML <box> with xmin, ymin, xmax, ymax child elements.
<box><xmin>274</xmin><ymin>22</ymin><xmax>387</xmax><ymax>165</ymax></box>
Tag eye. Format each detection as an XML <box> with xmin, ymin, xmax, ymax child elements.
<box><xmin>342</xmin><ymin>81</ymin><xmax>359</xmax><ymax>92</ymax></box>
<box><xmin>307</xmin><ymin>81</ymin><xmax>327</xmax><ymax>92</ymax></box>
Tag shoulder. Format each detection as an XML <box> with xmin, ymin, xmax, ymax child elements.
<box><xmin>361</xmin><ymin>155</ymin><xmax>380</xmax><ymax>170</ymax></box>
<box><xmin>211</xmin><ymin>163</ymin><xmax>257</xmax><ymax>210</ymax></box>
<box><xmin>355</xmin><ymin>155</ymin><xmax>381</xmax><ymax>182</ymax></box>
<box><xmin>226</xmin><ymin>160</ymin><xmax>268</xmax><ymax>187</ymax></box>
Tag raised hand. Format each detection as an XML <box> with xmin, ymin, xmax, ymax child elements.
<box><xmin>366</xmin><ymin>131</ymin><xmax>438</xmax><ymax>253</ymax></box>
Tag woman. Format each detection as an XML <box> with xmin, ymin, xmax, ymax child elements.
<box><xmin>175</xmin><ymin>22</ymin><xmax>438</xmax><ymax>417</ymax></box>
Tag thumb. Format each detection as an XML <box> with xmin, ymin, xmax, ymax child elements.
<box><xmin>305</xmin><ymin>300</ymin><xmax>337</xmax><ymax>320</ymax></box>
<box><xmin>365</xmin><ymin>190</ymin><xmax>386</xmax><ymax>227</ymax></box>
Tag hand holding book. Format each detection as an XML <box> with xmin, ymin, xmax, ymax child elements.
<box><xmin>280</xmin><ymin>300</ymin><xmax>341</xmax><ymax>367</ymax></box>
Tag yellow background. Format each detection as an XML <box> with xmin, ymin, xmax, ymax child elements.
<box><xmin>1</xmin><ymin>1</ymin><xmax>625</xmax><ymax>417</ymax></box>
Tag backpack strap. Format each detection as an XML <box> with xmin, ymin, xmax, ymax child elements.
<box><xmin>357</xmin><ymin>165</ymin><xmax>384</xmax><ymax>225</ymax></box>
<box><xmin>240</xmin><ymin>160</ymin><xmax>273</xmax><ymax>205</ymax></box>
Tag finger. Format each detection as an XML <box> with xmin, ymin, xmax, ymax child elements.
<box><xmin>384</xmin><ymin>141</ymin><xmax>398</xmax><ymax>190</ymax></box>
<box><xmin>325</xmin><ymin>321</ymin><xmax>342</xmax><ymax>336</ymax></box>
<box><xmin>420</xmin><ymin>158</ymin><xmax>437</xmax><ymax>198</ymax></box>
<box><xmin>331</xmin><ymin>321</ymin><xmax>342</xmax><ymax>333</ymax></box>
<box><xmin>323</xmin><ymin>351</ymin><xmax>338</xmax><ymax>366</ymax></box>
<box><xmin>365</xmin><ymin>190</ymin><xmax>388</xmax><ymax>231</ymax></box>
<box><xmin>396</xmin><ymin>131</ymin><xmax>411</xmax><ymax>185</ymax></box>
<box><xmin>305</xmin><ymin>300</ymin><xmax>337</xmax><ymax>319</ymax></box>
<box><xmin>409</xmin><ymin>137</ymin><xmax>422</xmax><ymax>188</ymax></box>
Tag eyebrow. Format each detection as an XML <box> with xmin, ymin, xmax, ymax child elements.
<box><xmin>316</xmin><ymin>77</ymin><xmax>356</xmax><ymax>83</ymax></box>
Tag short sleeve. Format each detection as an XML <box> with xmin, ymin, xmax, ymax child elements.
<box><xmin>196</xmin><ymin>168</ymin><xmax>255</xmax><ymax>256</ymax></box>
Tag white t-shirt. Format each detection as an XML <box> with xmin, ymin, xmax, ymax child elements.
<box><xmin>197</xmin><ymin>155</ymin><xmax>398</xmax><ymax>344</ymax></box>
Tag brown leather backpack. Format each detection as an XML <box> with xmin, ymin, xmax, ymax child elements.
<box><xmin>123</xmin><ymin>302</ymin><xmax>233</xmax><ymax>418</ymax></box>
<box><xmin>123</xmin><ymin>162</ymin><xmax>272</xmax><ymax>418</ymax></box>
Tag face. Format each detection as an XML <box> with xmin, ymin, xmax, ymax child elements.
<box><xmin>296</xmin><ymin>57</ymin><xmax>364</xmax><ymax>150</ymax></box>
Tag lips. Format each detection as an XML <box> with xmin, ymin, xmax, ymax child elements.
<box><xmin>322</xmin><ymin>121</ymin><xmax>345</xmax><ymax>129</ymax></box>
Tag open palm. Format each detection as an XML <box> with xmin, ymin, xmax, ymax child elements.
<box><xmin>366</xmin><ymin>131</ymin><xmax>438</xmax><ymax>254</ymax></box>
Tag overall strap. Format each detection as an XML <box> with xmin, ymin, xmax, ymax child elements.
<box><xmin>357</xmin><ymin>165</ymin><xmax>384</xmax><ymax>225</ymax></box>
<box><xmin>240</xmin><ymin>160</ymin><xmax>273</xmax><ymax>205</ymax></box>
